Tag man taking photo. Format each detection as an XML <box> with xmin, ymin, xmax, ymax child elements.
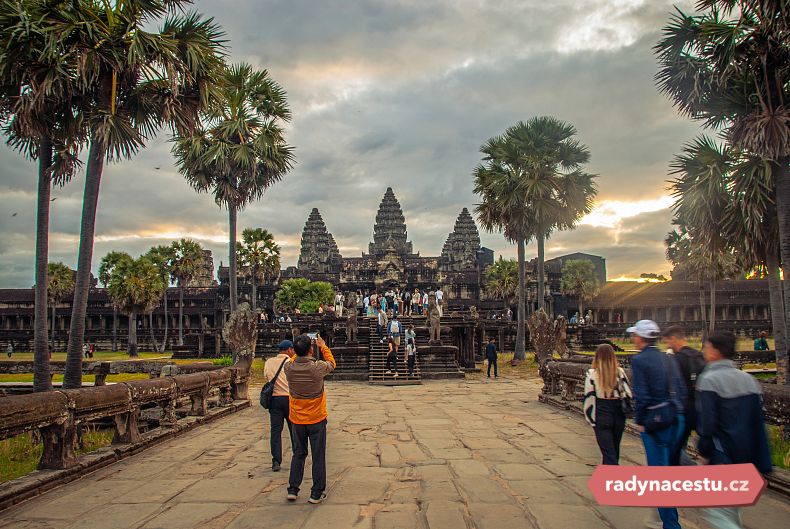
<box><xmin>284</xmin><ymin>334</ymin><xmax>336</xmax><ymax>504</ymax></box>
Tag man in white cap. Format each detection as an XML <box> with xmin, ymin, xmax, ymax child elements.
<box><xmin>628</xmin><ymin>320</ymin><xmax>687</xmax><ymax>529</ymax></box>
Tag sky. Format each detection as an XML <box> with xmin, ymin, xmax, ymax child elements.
<box><xmin>0</xmin><ymin>0</ymin><xmax>702</xmax><ymax>288</ymax></box>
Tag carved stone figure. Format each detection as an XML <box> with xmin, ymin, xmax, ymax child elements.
<box><xmin>345</xmin><ymin>292</ymin><xmax>358</xmax><ymax>343</ymax></box>
<box><xmin>469</xmin><ymin>306</ymin><xmax>479</xmax><ymax>319</ymax></box>
<box><xmin>428</xmin><ymin>293</ymin><xmax>441</xmax><ymax>343</ymax></box>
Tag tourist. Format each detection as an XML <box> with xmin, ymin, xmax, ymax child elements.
<box><xmin>422</xmin><ymin>290</ymin><xmax>429</xmax><ymax>315</ymax></box>
<box><xmin>388</xmin><ymin>314</ymin><xmax>402</xmax><ymax>355</ymax></box>
<box><xmin>385</xmin><ymin>336</ymin><xmax>398</xmax><ymax>377</ymax></box>
<box><xmin>370</xmin><ymin>291</ymin><xmax>378</xmax><ymax>312</ymax></box>
<box><xmin>485</xmin><ymin>337</ymin><xmax>498</xmax><ymax>378</ymax></box>
<box><xmin>88</xmin><ymin>342</ymin><xmax>95</xmax><ymax>358</ymax></box>
<box><xmin>363</xmin><ymin>294</ymin><xmax>370</xmax><ymax>316</ymax></box>
<box><xmin>505</xmin><ymin>308</ymin><xmax>512</xmax><ymax>321</ymax></box>
<box><xmin>662</xmin><ymin>326</ymin><xmax>705</xmax><ymax>465</ymax></box>
<box><xmin>696</xmin><ymin>330</ymin><xmax>772</xmax><ymax>529</ymax></box>
<box><xmin>380</xmin><ymin>295</ymin><xmax>388</xmax><ymax>316</ymax></box>
<box><xmin>583</xmin><ymin>344</ymin><xmax>632</xmax><ymax>464</ymax></box>
<box><xmin>82</xmin><ymin>342</ymin><xmax>89</xmax><ymax>359</ymax></box>
<box><xmin>403</xmin><ymin>289</ymin><xmax>411</xmax><ymax>316</ymax></box>
<box><xmin>285</xmin><ymin>314</ymin><xmax>292</xmax><ymax>323</ymax></box>
<box><xmin>377</xmin><ymin>307</ymin><xmax>388</xmax><ymax>344</ymax></box>
<box><xmin>6</xmin><ymin>342</ymin><xmax>12</xmax><ymax>358</ymax></box>
<box><xmin>435</xmin><ymin>287</ymin><xmax>443</xmax><ymax>316</ymax></box>
<box><xmin>406</xmin><ymin>334</ymin><xmax>417</xmax><ymax>377</ymax></box>
<box><xmin>570</xmin><ymin>312</ymin><xmax>579</xmax><ymax>324</ymax></box>
<box><xmin>392</xmin><ymin>294</ymin><xmax>399</xmax><ymax>317</ymax></box>
<box><xmin>386</xmin><ymin>289</ymin><xmax>395</xmax><ymax>317</ymax></box>
<box><xmin>264</xmin><ymin>340</ymin><xmax>294</xmax><ymax>472</ymax></box>
<box><xmin>404</xmin><ymin>324</ymin><xmax>416</xmax><ymax>350</ymax></box>
<box><xmin>334</xmin><ymin>291</ymin><xmax>344</xmax><ymax>316</ymax></box>
<box><xmin>629</xmin><ymin>320</ymin><xmax>686</xmax><ymax>529</ymax></box>
<box><xmin>754</xmin><ymin>331</ymin><xmax>769</xmax><ymax>351</ymax></box>
<box><xmin>284</xmin><ymin>334</ymin><xmax>336</xmax><ymax>504</ymax></box>
<box><xmin>412</xmin><ymin>288</ymin><xmax>421</xmax><ymax>315</ymax></box>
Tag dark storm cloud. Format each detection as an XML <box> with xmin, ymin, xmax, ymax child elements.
<box><xmin>0</xmin><ymin>0</ymin><xmax>698</xmax><ymax>286</ymax></box>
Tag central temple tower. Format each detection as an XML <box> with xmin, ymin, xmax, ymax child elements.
<box><xmin>367</xmin><ymin>187</ymin><xmax>413</xmax><ymax>258</ymax></box>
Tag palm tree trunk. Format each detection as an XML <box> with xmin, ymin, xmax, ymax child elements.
<box><xmin>63</xmin><ymin>137</ymin><xmax>105</xmax><ymax>389</ymax></box>
<box><xmin>34</xmin><ymin>139</ymin><xmax>53</xmax><ymax>392</ymax></box>
<box><xmin>229</xmin><ymin>205</ymin><xmax>239</xmax><ymax>311</ymax></box>
<box><xmin>766</xmin><ymin>250</ymin><xmax>787</xmax><ymax>360</ymax></box>
<box><xmin>709</xmin><ymin>277</ymin><xmax>717</xmax><ymax>334</ymax></box>
<box><xmin>112</xmin><ymin>306</ymin><xmax>118</xmax><ymax>352</ymax></box>
<box><xmin>537</xmin><ymin>234</ymin><xmax>546</xmax><ymax>312</ymax></box>
<box><xmin>178</xmin><ymin>284</ymin><xmax>184</xmax><ymax>346</ymax></box>
<box><xmin>775</xmin><ymin>158</ymin><xmax>790</xmax><ymax>384</ymax></box>
<box><xmin>148</xmin><ymin>311</ymin><xmax>159</xmax><ymax>353</ymax></box>
<box><xmin>698</xmin><ymin>280</ymin><xmax>707</xmax><ymax>338</ymax></box>
<box><xmin>251</xmin><ymin>265</ymin><xmax>257</xmax><ymax>315</ymax></box>
<box><xmin>128</xmin><ymin>309</ymin><xmax>138</xmax><ymax>357</ymax></box>
<box><xmin>162</xmin><ymin>288</ymin><xmax>168</xmax><ymax>352</ymax></box>
<box><xmin>514</xmin><ymin>236</ymin><xmax>526</xmax><ymax>361</ymax></box>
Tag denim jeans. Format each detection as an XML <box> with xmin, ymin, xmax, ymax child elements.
<box><xmin>640</xmin><ymin>415</ymin><xmax>685</xmax><ymax>529</ymax></box>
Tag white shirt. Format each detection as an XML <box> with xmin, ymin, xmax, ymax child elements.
<box><xmin>435</xmin><ymin>290</ymin><xmax>443</xmax><ymax>301</ymax></box>
<box><xmin>422</xmin><ymin>293</ymin><xmax>428</xmax><ymax>304</ymax></box>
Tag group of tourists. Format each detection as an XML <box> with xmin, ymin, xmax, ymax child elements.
<box><xmin>374</xmin><ymin>309</ymin><xmax>418</xmax><ymax>378</ymax></box>
<box><xmin>583</xmin><ymin>321</ymin><xmax>772</xmax><ymax>529</ymax></box>
<box><xmin>362</xmin><ymin>287</ymin><xmax>443</xmax><ymax>318</ymax></box>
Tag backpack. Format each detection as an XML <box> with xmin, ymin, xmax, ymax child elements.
<box><xmin>390</xmin><ymin>321</ymin><xmax>400</xmax><ymax>335</ymax></box>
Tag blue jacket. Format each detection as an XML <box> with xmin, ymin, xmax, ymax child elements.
<box><xmin>630</xmin><ymin>345</ymin><xmax>687</xmax><ymax>426</ymax></box>
<box><xmin>696</xmin><ymin>360</ymin><xmax>772</xmax><ymax>474</ymax></box>
<box><xmin>387</xmin><ymin>320</ymin><xmax>402</xmax><ymax>336</ymax></box>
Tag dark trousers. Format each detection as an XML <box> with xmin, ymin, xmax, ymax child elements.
<box><xmin>407</xmin><ymin>354</ymin><xmax>415</xmax><ymax>375</ymax></box>
<box><xmin>386</xmin><ymin>352</ymin><xmax>398</xmax><ymax>372</ymax></box>
<box><xmin>269</xmin><ymin>395</ymin><xmax>292</xmax><ymax>465</ymax></box>
<box><xmin>487</xmin><ymin>357</ymin><xmax>498</xmax><ymax>377</ymax></box>
<box><xmin>593</xmin><ymin>399</ymin><xmax>626</xmax><ymax>465</ymax></box>
<box><xmin>377</xmin><ymin>323</ymin><xmax>385</xmax><ymax>340</ymax></box>
<box><xmin>288</xmin><ymin>419</ymin><xmax>327</xmax><ymax>497</ymax></box>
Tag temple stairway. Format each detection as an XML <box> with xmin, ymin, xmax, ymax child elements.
<box><xmin>367</xmin><ymin>315</ymin><xmax>422</xmax><ymax>386</ymax></box>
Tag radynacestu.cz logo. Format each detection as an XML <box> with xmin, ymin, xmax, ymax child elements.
<box><xmin>588</xmin><ymin>464</ymin><xmax>766</xmax><ymax>507</ymax></box>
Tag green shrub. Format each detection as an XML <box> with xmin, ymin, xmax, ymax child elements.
<box><xmin>212</xmin><ymin>356</ymin><xmax>233</xmax><ymax>366</ymax></box>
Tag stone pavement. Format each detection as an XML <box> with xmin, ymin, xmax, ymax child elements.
<box><xmin>1</xmin><ymin>376</ymin><xmax>788</xmax><ymax>529</ymax></box>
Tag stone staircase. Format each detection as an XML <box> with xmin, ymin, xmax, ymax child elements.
<box><xmin>367</xmin><ymin>315</ymin><xmax>422</xmax><ymax>386</ymax></box>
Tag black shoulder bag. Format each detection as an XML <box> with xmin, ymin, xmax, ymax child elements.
<box><xmin>643</xmin><ymin>353</ymin><xmax>679</xmax><ymax>433</ymax></box>
<box><xmin>260</xmin><ymin>358</ymin><xmax>287</xmax><ymax>409</ymax></box>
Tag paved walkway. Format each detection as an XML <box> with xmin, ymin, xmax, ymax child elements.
<box><xmin>1</xmin><ymin>377</ymin><xmax>788</xmax><ymax>529</ymax></box>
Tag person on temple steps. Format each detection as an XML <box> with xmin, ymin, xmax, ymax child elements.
<box><xmin>377</xmin><ymin>306</ymin><xmax>388</xmax><ymax>344</ymax></box>
<box><xmin>583</xmin><ymin>344</ymin><xmax>632</xmax><ymax>465</ymax></box>
<box><xmin>406</xmin><ymin>336</ymin><xmax>417</xmax><ymax>377</ymax></box>
<box><xmin>485</xmin><ymin>337</ymin><xmax>498</xmax><ymax>378</ymax></box>
<box><xmin>629</xmin><ymin>320</ymin><xmax>686</xmax><ymax>529</ymax></box>
<box><xmin>387</xmin><ymin>314</ymin><xmax>402</xmax><ymax>355</ymax></box>
<box><xmin>284</xmin><ymin>334</ymin><xmax>336</xmax><ymax>504</ymax></box>
<box><xmin>264</xmin><ymin>340</ymin><xmax>294</xmax><ymax>472</ymax></box>
<box><xmin>697</xmin><ymin>330</ymin><xmax>772</xmax><ymax>529</ymax></box>
<box><xmin>385</xmin><ymin>336</ymin><xmax>399</xmax><ymax>377</ymax></box>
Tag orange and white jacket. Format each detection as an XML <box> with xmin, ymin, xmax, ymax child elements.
<box><xmin>284</xmin><ymin>345</ymin><xmax>336</xmax><ymax>425</ymax></box>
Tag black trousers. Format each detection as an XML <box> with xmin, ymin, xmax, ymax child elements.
<box><xmin>407</xmin><ymin>354</ymin><xmax>415</xmax><ymax>375</ymax></box>
<box><xmin>593</xmin><ymin>399</ymin><xmax>626</xmax><ymax>465</ymax></box>
<box><xmin>288</xmin><ymin>419</ymin><xmax>327</xmax><ymax>497</ymax></box>
<box><xmin>269</xmin><ymin>395</ymin><xmax>292</xmax><ymax>465</ymax></box>
<box><xmin>487</xmin><ymin>357</ymin><xmax>498</xmax><ymax>377</ymax></box>
<box><xmin>386</xmin><ymin>352</ymin><xmax>398</xmax><ymax>372</ymax></box>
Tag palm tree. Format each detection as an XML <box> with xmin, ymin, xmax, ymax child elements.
<box><xmin>0</xmin><ymin>0</ymin><xmax>86</xmax><ymax>392</ymax></box>
<box><xmin>484</xmin><ymin>257</ymin><xmax>519</xmax><ymax>307</ymax></box>
<box><xmin>145</xmin><ymin>245</ymin><xmax>175</xmax><ymax>352</ymax></box>
<box><xmin>656</xmin><ymin>0</ymin><xmax>790</xmax><ymax>381</ymax></box>
<box><xmin>46</xmin><ymin>262</ymin><xmax>74</xmax><ymax>353</ymax></box>
<box><xmin>99</xmin><ymin>251</ymin><xmax>130</xmax><ymax>352</ymax></box>
<box><xmin>106</xmin><ymin>254</ymin><xmax>165</xmax><ymax>357</ymax></box>
<box><xmin>59</xmin><ymin>1</ymin><xmax>225</xmax><ymax>388</ymax></box>
<box><xmin>170</xmin><ymin>239</ymin><xmax>204</xmax><ymax>347</ymax></box>
<box><xmin>173</xmin><ymin>63</ymin><xmax>294</xmax><ymax>312</ymax></box>
<box><xmin>237</xmin><ymin>228</ymin><xmax>280</xmax><ymax>316</ymax></box>
<box><xmin>559</xmin><ymin>259</ymin><xmax>600</xmax><ymax>316</ymax></box>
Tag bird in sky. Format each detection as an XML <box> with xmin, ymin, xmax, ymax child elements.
<box><xmin>50</xmin><ymin>197</ymin><xmax>57</xmax><ymax>202</ymax></box>
<box><xmin>11</xmin><ymin>212</ymin><xmax>17</xmax><ymax>217</ymax></box>
<box><xmin>155</xmin><ymin>166</ymin><xmax>160</xmax><ymax>170</ymax></box>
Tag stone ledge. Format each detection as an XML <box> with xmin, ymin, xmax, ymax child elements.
<box><xmin>0</xmin><ymin>399</ymin><xmax>250</xmax><ymax>512</ymax></box>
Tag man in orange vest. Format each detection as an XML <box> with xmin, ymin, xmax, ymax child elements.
<box><xmin>284</xmin><ymin>333</ymin><xmax>336</xmax><ymax>504</ymax></box>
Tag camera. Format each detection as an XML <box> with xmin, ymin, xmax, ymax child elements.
<box><xmin>307</xmin><ymin>332</ymin><xmax>322</xmax><ymax>359</ymax></box>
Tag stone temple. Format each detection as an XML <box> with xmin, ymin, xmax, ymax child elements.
<box><xmin>283</xmin><ymin>187</ymin><xmax>493</xmax><ymax>305</ymax></box>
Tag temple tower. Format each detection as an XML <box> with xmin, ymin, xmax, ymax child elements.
<box><xmin>368</xmin><ymin>187</ymin><xmax>413</xmax><ymax>258</ymax></box>
<box><xmin>297</xmin><ymin>208</ymin><xmax>342</xmax><ymax>274</ymax></box>
<box><xmin>440</xmin><ymin>208</ymin><xmax>481</xmax><ymax>271</ymax></box>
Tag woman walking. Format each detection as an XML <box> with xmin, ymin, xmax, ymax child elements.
<box><xmin>583</xmin><ymin>344</ymin><xmax>632</xmax><ymax>465</ymax></box>
<box><xmin>385</xmin><ymin>337</ymin><xmax>399</xmax><ymax>377</ymax></box>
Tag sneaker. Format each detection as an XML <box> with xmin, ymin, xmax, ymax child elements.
<box><xmin>308</xmin><ymin>492</ymin><xmax>327</xmax><ymax>504</ymax></box>
<box><xmin>286</xmin><ymin>492</ymin><xmax>298</xmax><ymax>502</ymax></box>
<box><xmin>385</xmin><ymin>370</ymin><xmax>391</xmax><ymax>374</ymax></box>
<box><xmin>393</xmin><ymin>373</ymin><xmax>399</xmax><ymax>378</ymax></box>
<box><xmin>272</xmin><ymin>462</ymin><xmax>281</xmax><ymax>472</ymax></box>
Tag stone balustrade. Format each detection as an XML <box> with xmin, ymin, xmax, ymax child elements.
<box><xmin>0</xmin><ymin>365</ymin><xmax>248</xmax><ymax>470</ymax></box>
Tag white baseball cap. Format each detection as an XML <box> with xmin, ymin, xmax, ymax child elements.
<box><xmin>626</xmin><ymin>320</ymin><xmax>661</xmax><ymax>339</ymax></box>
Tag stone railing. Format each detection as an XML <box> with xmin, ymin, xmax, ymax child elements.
<box><xmin>539</xmin><ymin>360</ymin><xmax>790</xmax><ymax>432</ymax></box>
<box><xmin>0</xmin><ymin>360</ymin><xmax>178</xmax><ymax>388</ymax></box>
<box><xmin>0</xmin><ymin>365</ymin><xmax>249</xmax><ymax>470</ymax></box>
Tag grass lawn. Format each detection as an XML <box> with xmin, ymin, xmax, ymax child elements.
<box><xmin>468</xmin><ymin>352</ymin><xmax>539</xmax><ymax>381</ymax></box>
<box><xmin>0</xmin><ymin>426</ymin><xmax>114</xmax><ymax>483</ymax></box>
<box><xmin>607</xmin><ymin>337</ymin><xmax>775</xmax><ymax>352</ymax></box>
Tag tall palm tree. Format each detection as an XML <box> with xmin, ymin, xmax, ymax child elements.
<box><xmin>145</xmin><ymin>245</ymin><xmax>175</xmax><ymax>352</ymax></box>
<box><xmin>99</xmin><ymin>251</ymin><xmax>130</xmax><ymax>352</ymax></box>
<box><xmin>656</xmin><ymin>0</ymin><xmax>790</xmax><ymax>381</ymax></box>
<box><xmin>0</xmin><ymin>0</ymin><xmax>86</xmax><ymax>392</ymax></box>
<box><xmin>46</xmin><ymin>262</ymin><xmax>74</xmax><ymax>353</ymax></box>
<box><xmin>173</xmin><ymin>63</ymin><xmax>294</xmax><ymax>312</ymax></box>
<box><xmin>237</xmin><ymin>228</ymin><xmax>280</xmax><ymax>315</ymax></box>
<box><xmin>170</xmin><ymin>239</ymin><xmax>204</xmax><ymax>347</ymax></box>
<box><xmin>57</xmin><ymin>1</ymin><xmax>224</xmax><ymax>388</ymax></box>
<box><xmin>105</xmin><ymin>254</ymin><xmax>165</xmax><ymax>357</ymax></box>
